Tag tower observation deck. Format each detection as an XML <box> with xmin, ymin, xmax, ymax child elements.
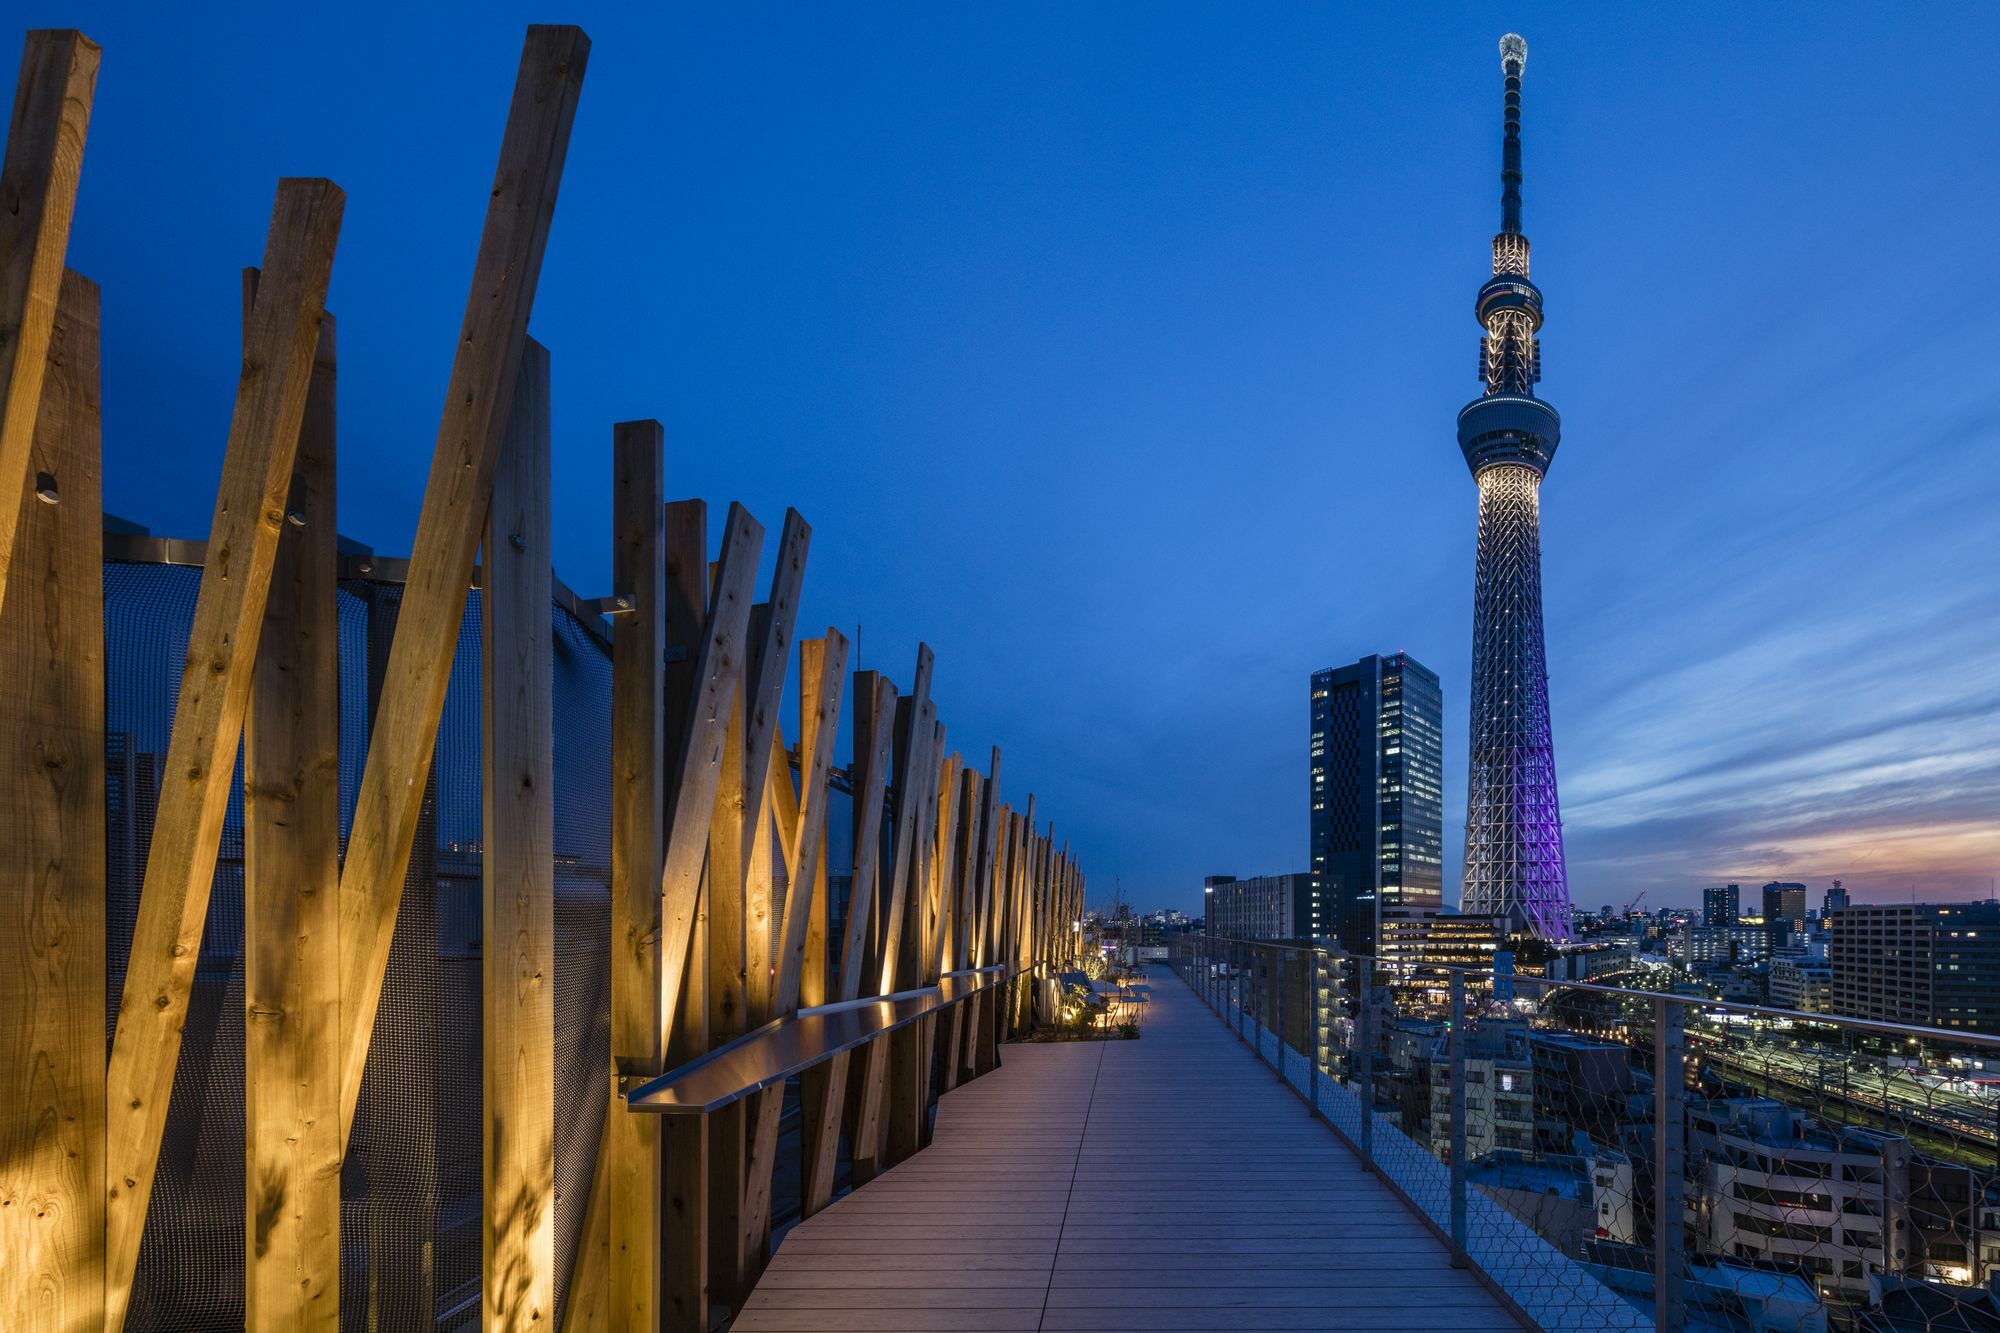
<box><xmin>1457</xmin><ymin>33</ymin><xmax>1572</xmax><ymax>942</ymax></box>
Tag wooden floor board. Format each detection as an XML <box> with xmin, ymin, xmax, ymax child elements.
<box><xmin>734</xmin><ymin>974</ymin><xmax>1524</xmax><ymax>1331</ymax></box>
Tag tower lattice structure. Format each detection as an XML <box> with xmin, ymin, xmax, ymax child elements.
<box><xmin>1456</xmin><ymin>33</ymin><xmax>1572</xmax><ymax>942</ymax></box>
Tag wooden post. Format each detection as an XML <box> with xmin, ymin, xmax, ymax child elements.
<box><xmin>104</xmin><ymin>179</ymin><xmax>344</xmax><ymax>1331</ymax></box>
<box><xmin>336</xmin><ymin>27</ymin><xmax>588</xmax><ymax>1137</ymax></box>
<box><xmin>481</xmin><ymin>341</ymin><xmax>555</xmax><ymax>1330</ymax></box>
<box><xmin>0</xmin><ymin>30</ymin><xmax>98</xmax><ymax>625</ymax></box>
<box><xmin>588</xmin><ymin>422</ymin><xmax>668</xmax><ymax>1330</ymax></box>
<box><xmin>659</xmin><ymin>500</ymin><xmax>708</xmax><ymax>1069</ymax></box>
<box><xmin>0</xmin><ymin>268</ymin><xmax>103</xmax><ymax>1333</ymax></box>
<box><xmin>663</xmin><ymin>1115</ymin><xmax>709</xmax><ymax>1333</ymax></box>
<box><xmin>562</xmin><ymin>439</ymin><xmax>688</xmax><ymax>1333</ymax></box>
<box><xmin>243</xmin><ymin>285</ymin><xmax>340</xmax><ymax>1331</ymax></box>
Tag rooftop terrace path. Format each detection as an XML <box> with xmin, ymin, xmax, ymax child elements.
<box><xmin>732</xmin><ymin>973</ymin><xmax>1525</xmax><ymax>1332</ymax></box>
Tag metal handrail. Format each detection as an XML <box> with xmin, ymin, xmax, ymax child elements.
<box><xmin>622</xmin><ymin>964</ymin><xmax>1014</xmax><ymax>1115</ymax></box>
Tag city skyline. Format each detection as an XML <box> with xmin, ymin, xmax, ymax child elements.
<box><xmin>34</xmin><ymin>4</ymin><xmax>2000</xmax><ymax>914</ymax></box>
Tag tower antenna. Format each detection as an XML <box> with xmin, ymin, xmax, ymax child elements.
<box><xmin>1499</xmin><ymin>33</ymin><xmax>1527</xmax><ymax>235</ymax></box>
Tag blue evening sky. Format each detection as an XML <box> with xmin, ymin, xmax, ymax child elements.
<box><xmin>22</xmin><ymin>2</ymin><xmax>2000</xmax><ymax>912</ymax></box>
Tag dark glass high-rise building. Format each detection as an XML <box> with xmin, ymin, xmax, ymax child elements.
<box><xmin>1702</xmin><ymin>883</ymin><xmax>1740</xmax><ymax>928</ymax></box>
<box><xmin>1309</xmin><ymin>653</ymin><xmax>1444</xmax><ymax>955</ymax></box>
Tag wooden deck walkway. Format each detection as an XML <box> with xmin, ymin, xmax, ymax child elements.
<box><xmin>733</xmin><ymin>973</ymin><xmax>1524</xmax><ymax>1331</ymax></box>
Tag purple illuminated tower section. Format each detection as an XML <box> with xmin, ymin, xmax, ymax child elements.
<box><xmin>1455</xmin><ymin>33</ymin><xmax>1572</xmax><ymax>942</ymax></box>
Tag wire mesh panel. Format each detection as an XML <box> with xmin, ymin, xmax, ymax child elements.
<box><xmin>105</xmin><ymin>561</ymin><xmax>614</xmax><ymax>1331</ymax></box>
<box><xmin>1173</xmin><ymin>935</ymin><xmax>2000</xmax><ymax>1333</ymax></box>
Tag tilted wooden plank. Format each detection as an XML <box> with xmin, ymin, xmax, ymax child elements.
<box><xmin>660</xmin><ymin>500</ymin><xmax>709</xmax><ymax>1068</ymax></box>
<box><xmin>801</xmin><ymin>812</ymin><xmax>831</xmax><ymax>1008</ymax></box>
<box><xmin>0</xmin><ymin>268</ymin><xmax>103</xmax><ymax>1333</ymax></box>
<box><xmin>888</xmin><ymin>721</ymin><xmax>948</xmax><ymax>1163</ymax></box>
<box><xmin>243</xmin><ymin>287</ymin><xmax>341</xmax><ymax>1333</ymax></box>
<box><xmin>971</xmin><ymin>749</ymin><xmax>1002</xmax><ymax>969</ymax></box>
<box><xmin>104</xmin><ymin>179</ymin><xmax>345</xmax><ymax>1331</ymax></box>
<box><xmin>335</xmin><ymin>26</ymin><xmax>589</xmax><ymax>1135</ymax></box>
<box><xmin>874</xmin><ymin>646</ymin><xmax>935</xmax><ymax>995</ymax></box>
<box><xmin>774</xmin><ymin>632</ymin><xmax>849</xmax><ymax>1015</ymax></box>
<box><xmin>481</xmin><ymin>340</ymin><xmax>555</xmax><ymax>1330</ymax></box>
<box><xmin>658</xmin><ymin>503</ymin><xmax>762</xmax><ymax>1047</ymax></box>
<box><xmin>954</xmin><ymin>766</ymin><xmax>984</xmax><ymax>972</ymax></box>
<box><xmin>740</xmin><ymin>510</ymin><xmax>809</xmax><ymax>1025</ymax></box>
<box><xmin>707</xmin><ymin>679</ymin><xmax>748</xmax><ymax>1043</ymax></box>
<box><xmin>835</xmin><ymin>675</ymin><xmax>897</xmax><ymax>1002</ymax></box>
<box><xmin>710</xmin><ymin>513</ymin><xmax>805</xmax><ymax>1305</ymax></box>
<box><xmin>797</xmin><ymin>1049</ymin><xmax>850</xmax><ymax>1219</ymax></box>
<box><xmin>927</xmin><ymin>750</ymin><xmax>963</xmax><ymax>984</ymax></box>
<box><xmin>889</xmin><ymin>699</ymin><xmax>940</xmax><ymax>991</ymax></box>
<box><xmin>0</xmin><ymin>30</ymin><xmax>97</xmax><ymax>624</ymax></box>
<box><xmin>940</xmin><ymin>767</ymin><xmax>979</xmax><ymax>1092</ymax></box>
<box><xmin>805</xmin><ymin>671</ymin><xmax>896</xmax><ymax>1213</ymax></box>
<box><xmin>688</xmin><ymin>542</ymin><xmax>765</xmax><ymax>1313</ymax></box>
<box><xmin>741</xmin><ymin>631</ymin><xmax>849</xmax><ymax>1257</ymax></box>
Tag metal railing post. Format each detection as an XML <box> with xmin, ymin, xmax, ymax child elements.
<box><xmin>1653</xmin><ymin>996</ymin><xmax>1686</xmax><ymax>1333</ymax></box>
<box><xmin>1273</xmin><ymin>949</ymin><xmax>1285</xmax><ymax>1077</ymax></box>
<box><xmin>1357</xmin><ymin>956</ymin><xmax>1375</xmax><ymax>1171</ymax></box>
<box><xmin>1239</xmin><ymin>942</ymin><xmax>1250</xmax><ymax>1041</ymax></box>
<box><xmin>1309</xmin><ymin>949</ymin><xmax>1320</xmax><ymax>1111</ymax></box>
<box><xmin>1448</xmin><ymin>969</ymin><xmax>1468</xmax><ymax>1267</ymax></box>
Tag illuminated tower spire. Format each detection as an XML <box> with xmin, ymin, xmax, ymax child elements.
<box><xmin>1456</xmin><ymin>33</ymin><xmax>1572</xmax><ymax>942</ymax></box>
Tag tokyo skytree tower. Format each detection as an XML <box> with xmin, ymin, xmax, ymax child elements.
<box><xmin>1456</xmin><ymin>34</ymin><xmax>1572</xmax><ymax>942</ymax></box>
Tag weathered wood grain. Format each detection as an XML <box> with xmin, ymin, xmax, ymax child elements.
<box><xmin>335</xmin><ymin>27</ymin><xmax>588</xmax><ymax>1136</ymax></box>
<box><xmin>481</xmin><ymin>341</ymin><xmax>555</xmax><ymax>1330</ymax></box>
<box><xmin>742</xmin><ymin>631</ymin><xmax>849</xmax><ymax>1261</ymax></box>
<box><xmin>0</xmin><ymin>30</ymin><xmax>98</xmax><ymax>626</ymax></box>
<box><xmin>664</xmin><ymin>1114</ymin><xmax>709</xmax><ymax>1333</ymax></box>
<box><xmin>560</xmin><ymin>421</ymin><xmax>668</xmax><ymax>1333</ymax></box>
<box><xmin>740</xmin><ymin>511</ymin><xmax>809</xmax><ymax>1026</ymax></box>
<box><xmin>242</xmin><ymin>285</ymin><xmax>340</xmax><ymax>1332</ymax></box>
<box><xmin>660</xmin><ymin>499</ymin><xmax>709</xmax><ymax>1069</ymax></box>
<box><xmin>0</xmin><ymin>268</ymin><xmax>104</xmax><ymax>1333</ymax></box>
<box><xmin>659</xmin><ymin>502</ymin><xmax>761</xmax><ymax>1047</ymax></box>
<box><xmin>875</xmin><ymin>647</ymin><xmax>935</xmax><ymax>996</ymax></box>
<box><xmin>104</xmin><ymin>178</ymin><xmax>344</xmax><ymax>1331</ymax></box>
<box><xmin>773</xmin><ymin>632</ymin><xmax>848</xmax><ymax>1016</ymax></box>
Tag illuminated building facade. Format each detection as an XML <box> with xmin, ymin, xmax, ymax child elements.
<box><xmin>1309</xmin><ymin>653</ymin><xmax>1443</xmax><ymax>954</ymax></box>
<box><xmin>1203</xmin><ymin>872</ymin><xmax>1316</xmax><ymax>942</ymax></box>
<box><xmin>1830</xmin><ymin>902</ymin><xmax>2000</xmax><ymax>1032</ymax></box>
<box><xmin>1457</xmin><ymin>34</ymin><xmax>1572</xmax><ymax>942</ymax></box>
<box><xmin>1760</xmin><ymin>881</ymin><xmax>1808</xmax><ymax>933</ymax></box>
<box><xmin>1702</xmin><ymin>883</ymin><xmax>1741</xmax><ymax>928</ymax></box>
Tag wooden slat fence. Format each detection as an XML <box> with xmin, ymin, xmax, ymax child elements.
<box><xmin>0</xmin><ymin>24</ymin><xmax>1087</xmax><ymax>1333</ymax></box>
